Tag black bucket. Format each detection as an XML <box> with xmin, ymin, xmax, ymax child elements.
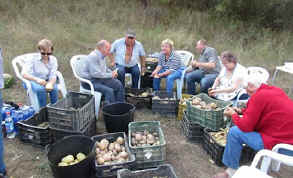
<box><xmin>47</xmin><ymin>135</ymin><xmax>95</xmax><ymax>178</ymax></box>
<box><xmin>102</xmin><ymin>102</ymin><xmax>135</xmax><ymax>133</ymax></box>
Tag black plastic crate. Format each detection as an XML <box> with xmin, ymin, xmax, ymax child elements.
<box><xmin>152</xmin><ymin>91</ymin><xmax>178</xmax><ymax>116</ymax></box>
<box><xmin>47</xmin><ymin>91</ymin><xmax>95</xmax><ymax>132</ymax></box>
<box><xmin>17</xmin><ymin>107</ymin><xmax>52</xmax><ymax>147</ymax></box>
<box><xmin>117</xmin><ymin>164</ymin><xmax>178</xmax><ymax>178</ymax></box>
<box><xmin>202</xmin><ymin>128</ymin><xmax>256</xmax><ymax>167</ymax></box>
<box><xmin>91</xmin><ymin>132</ymin><xmax>136</xmax><ymax>178</ymax></box>
<box><xmin>145</xmin><ymin>58</ymin><xmax>158</xmax><ymax>73</ymax></box>
<box><xmin>141</xmin><ymin>72</ymin><xmax>153</xmax><ymax>89</ymax></box>
<box><xmin>50</xmin><ymin>119</ymin><xmax>96</xmax><ymax>144</ymax></box>
<box><xmin>125</xmin><ymin>88</ymin><xmax>152</xmax><ymax>109</ymax></box>
<box><xmin>180</xmin><ymin>111</ymin><xmax>204</xmax><ymax>143</ymax></box>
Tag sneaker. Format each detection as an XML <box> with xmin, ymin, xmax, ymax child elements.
<box><xmin>0</xmin><ymin>170</ymin><xmax>8</xmax><ymax>178</ymax></box>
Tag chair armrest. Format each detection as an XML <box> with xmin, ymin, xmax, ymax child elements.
<box><xmin>79</xmin><ymin>77</ymin><xmax>95</xmax><ymax>95</ymax></box>
<box><xmin>12</xmin><ymin>58</ymin><xmax>32</xmax><ymax>91</ymax></box>
<box><xmin>273</xmin><ymin>144</ymin><xmax>293</xmax><ymax>153</ymax></box>
<box><xmin>251</xmin><ymin>149</ymin><xmax>293</xmax><ymax>168</ymax></box>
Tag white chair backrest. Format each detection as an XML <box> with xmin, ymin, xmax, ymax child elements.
<box><xmin>70</xmin><ymin>55</ymin><xmax>88</xmax><ymax>80</ymax></box>
<box><xmin>175</xmin><ymin>50</ymin><xmax>194</xmax><ymax>67</ymax></box>
<box><xmin>247</xmin><ymin>66</ymin><xmax>270</xmax><ymax>83</ymax></box>
<box><xmin>12</xmin><ymin>53</ymin><xmax>57</xmax><ymax>79</ymax></box>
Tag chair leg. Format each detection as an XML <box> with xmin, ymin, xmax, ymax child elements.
<box><xmin>260</xmin><ymin>156</ymin><xmax>272</xmax><ymax>173</ymax></box>
<box><xmin>94</xmin><ymin>92</ymin><xmax>102</xmax><ymax>120</ymax></box>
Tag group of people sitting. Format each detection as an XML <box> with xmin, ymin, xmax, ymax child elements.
<box><xmin>18</xmin><ymin>29</ymin><xmax>293</xmax><ymax>178</ymax></box>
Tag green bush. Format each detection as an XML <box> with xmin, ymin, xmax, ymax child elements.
<box><xmin>214</xmin><ymin>0</ymin><xmax>293</xmax><ymax>30</ymax></box>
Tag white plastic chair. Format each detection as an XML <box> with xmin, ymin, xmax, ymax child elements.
<box><xmin>175</xmin><ymin>50</ymin><xmax>194</xmax><ymax>99</ymax></box>
<box><xmin>12</xmin><ymin>53</ymin><xmax>67</xmax><ymax>112</ymax></box>
<box><xmin>233</xmin><ymin>148</ymin><xmax>293</xmax><ymax>178</ymax></box>
<box><xmin>70</xmin><ymin>55</ymin><xmax>101</xmax><ymax>120</ymax></box>
<box><xmin>234</xmin><ymin>66</ymin><xmax>270</xmax><ymax>106</ymax></box>
<box><xmin>260</xmin><ymin>144</ymin><xmax>293</xmax><ymax>173</ymax></box>
<box><xmin>272</xmin><ymin>62</ymin><xmax>293</xmax><ymax>96</ymax></box>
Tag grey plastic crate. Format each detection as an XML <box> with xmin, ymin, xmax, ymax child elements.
<box><xmin>47</xmin><ymin>91</ymin><xmax>95</xmax><ymax>132</ymax></box>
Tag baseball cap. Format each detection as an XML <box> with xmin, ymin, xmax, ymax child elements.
<box><xmin>126</xmin><ymin>29</ymin><xmax>136</xmax><ymax>38</ymax></box>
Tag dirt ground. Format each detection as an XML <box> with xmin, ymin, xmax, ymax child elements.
<box><xmin>2</xmin><ymin>81</ymin><xmax>293</xmax><ymax>178</ymax></box>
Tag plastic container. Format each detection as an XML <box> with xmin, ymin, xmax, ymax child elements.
<box><xmin>91</xmin><ymin>132</ymin><xmax>136</xmax><ymax>178</ymax></box>
<box><xmin>152</xmin><ymin>91</ymin><xmax>178</xmax><ymax>117</ymax></box>
<box><xmin>128</xmin><ymin>121</ymin><xmax>166</xmax><ymax>169</ymax></box>
<box><xmin>177</xmin><ymin>94</ymin><xmax>193</xmax><ymax>120</ymax></box>
<box><xmin>17</xmin><ymin>107</ymin><xmax>51</xmax><ymax>147</ymax></box>
<box><xmin>117</xmin><ymin>164</ymin><xmax>177</xmax><ymax>178</ymax></box>
<box><xmin>51</xmin><ymin>119</ymin><xmax>96</xmax><ymax>144</ymax></box>
<box><xmin>47</xmin><ymin>91</ymin><xmax>95</xmax><ymax>132</ymax></box>
<box><xmin>5</xmin><ymin>111</ymin><xmax>15</xmax><ymax>139</ymax></box>
<box><xmin>202</xmin><ymin>128</ymin><xmax>256</xmax><ymax>166</ymax></box>
<box><xmin>186</xmin><ymin>93</ymin><xmax>232</xmax><ymax>131</ymax></box>
<box><xmin>180</xmin><ymin>111</ymin><xmax>204</xmax><ymax>143</ymax></box>
<box><xmin>47</xmin><ymin>135</ymin><xmax>95</xmax><ymax>178</ymax></box>
<box><xmin>125</xmin><ymin>88</ymin><xmax>152</xmax><ymax>109</ymax></box>
<box><xmin>102</xmin><ymin>102</ymin><xmax>135</xmax><ymax>133</ymax></box>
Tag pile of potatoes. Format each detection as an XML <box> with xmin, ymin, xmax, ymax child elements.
<box><xmin>209</xmin><ymin>128</ymin><xmax>229</xmax><ymax>146</ymax></box>
<box><xmin>58</xmin><ymin>152</ymin><xmax>87</xmax><ymax>166</ymax></box>
<box><xmin>131</xmin><ymin>130</ymin><xmax>160</xmax><ymax>147</ymax></box>
<box><xmin>191</xmin><ymin>97</ymin><xmax>218</xmax><ymax>110</ymax></box>
<box><xmin>95</xmin><ymin>137</ymin><xmax>129</xmax><ymax>165</ymax></box>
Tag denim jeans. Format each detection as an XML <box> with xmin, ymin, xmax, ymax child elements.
<box><xmin>82</xmin><ymin>78</ymin><xmax>125</xmax><ymax>105</ymax></box>
<box><xmin>153</xmin><ymin>68</ymin><xmax>183</xmax><ymax>94</ymax></box>
<box><xmin>222</xmin><ymin>126</ymin><xmax>264</xmax><ymax>169</ymax></box>
<box><xmin>0</xmin><ymin>91</ymin><xmax>6</xmax><ymax>174</ymax></box>
<box><xmin>186</xmin><ymin>69</ymin><xmax>217</xmax><ymax>94</ymax></box>
<box><xmin>116</xmin><ymin>64</ymin><xmax>140</xmax><ymax>88</ymax></box>
<box><xmin>29</xmin><ymin>81</ymin><xmax>58</xmax><ymax>108</ymax></box>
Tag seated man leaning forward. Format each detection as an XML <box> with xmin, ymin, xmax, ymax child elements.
<box><xmin>80</xmin><ymin>40</ymin><xmax>125</xmax><ymax>105</ymax></box>
<box><xmin>109</xmin><ymin>29</ymin><xmax>146</xmax><ymax>88</ymax></box>
<box><xmin>22</xmin><ymin>38</ymin><xmax>58</xmax><ymax>108</ymax></box>
<box><xmin>213</xmin><ymin>75</ymin><xmax>293</xmax><ymax>178</ymax></box>
<box><xmin>186</xmin><ymin>39</ymin><xmax>221</xmax><ymax>95</ymax></box>
<box><xmin>151</xmin><ymin>39</ymin><xmax>184</xmax><ymax>96</ymax></box>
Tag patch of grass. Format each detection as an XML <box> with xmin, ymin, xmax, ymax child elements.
<box><xmin>1</xmin><ymin>0</ymin><xmax>293</xmax><ymax>92</ymax></box>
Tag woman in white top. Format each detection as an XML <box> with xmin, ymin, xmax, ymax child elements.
<box><xmin>208</xmin><ymin>51</ymin><xmax>247</xmax><ymax>101</ymax></box>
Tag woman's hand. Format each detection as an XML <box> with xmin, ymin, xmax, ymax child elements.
<box><xmin>151</xmin><ymin>71</ymin><xmax>157</xmax><ymax>77</ymax></box>
<box><xmin>208</xmin><ymin>88</ymin><xmax>217</xmax><ymax>97</ymax></box>
<box><xmin>224</xmin><ymin>107</ymin><xmax>236</xmax><ymax>117</ymax></box>
<box><xmin>36</xmin><ymin>78</ymin><xmax>47</xmax><ymax>86</ymax></box>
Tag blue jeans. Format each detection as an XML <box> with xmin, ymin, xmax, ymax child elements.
<box><xmin>186</xmin><ymin>69</ymin><xmax>217</xmax><ymax>94</ymax></box>
<box><xmin>82</xmin><ymin>78</ymin><xmax>125</xmax><ymax>105</ymax></box>
<box><xmin>116</xmin><ymin>64</ymin><xmax>140</xmax><ymax>88</ymax></box>
<box><xmin>153</xmin><ymin>68</ymin><xmax>183</xmax><ymax>94</ymax></box>
<box><xmin>28</xmin><ymin>81</ymin><xmax>58</xmax><ymax>108</ymax></box>
<box><xmin>222</xmin><ymin>126</ymin><xmax>264</xmax><ymax>169</ymax></box>
<box><xmin>0</xmin><ymin>91</ymin><xmax>6</xmax><ymax>174</ymax></box>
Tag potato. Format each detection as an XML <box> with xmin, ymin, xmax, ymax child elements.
<box><xmin>119</xmin><ymin>151</ymin><xmax>128</xmax><ymax>159</ymax></box>
<box><xmin>61</xmin><ymin>155</ymin><xmax>74</xmax><ymax>164</ymax></box>
<box><xmin>135</xmin><ymin>133</ymin><xmax>142</xmax><ymax>141</ymax></box>
<box><xmin>114</xmin><ymin>143</ymin><xmax>122</xmax><ymax>152</ymax></box>
<box><xmin>58</xmin><ymin>162</ymin><xmax>68</xmax><ymax>167</ymax></box>
<box><xmin>76</xmin><ymin>152</ymin><xmax>86</xmax><ymax>161</ymax></box>
<box><xmin>97</xmin><ymin>157</ymin><xmax>105</xmax><ymax>165</ymax></box>
<box><xmin>116</xmin><ymin>137</ymin><xmax>124</xmax><ymax>145</ymax></box>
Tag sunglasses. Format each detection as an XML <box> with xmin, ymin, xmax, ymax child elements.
<box><xmin>41</xmin><ymin>52</ymin><xmax>53</xmax><ymax>56</ymax></box>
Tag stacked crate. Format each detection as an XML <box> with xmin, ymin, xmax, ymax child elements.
<box><xmin>152</xmin><ymin>91</ymin><xmax>178</xmax><ymax>117</ymax></box>
<box><xmin>17</xmin><ymin>107</ymin><xmax>51</xmax><ymax>147</ymax></box>
<box><xmin>180</xmin><ymin>111</ymin><xmax>204</xmax><ymax>143</ymax></box>
<box><xmin>125</xmin><ymin>88</ymin><xmax>153</xmax><ymax>109</ymax></box>
<box><xmin>128</xmin><ymin>121</ymin><xmax>166</xmax><ymax>169</ymax></box>
<box><xmin>47</xmin><ymin>91</ymin><xmax>96</xmax><ymax>143</ymax></box>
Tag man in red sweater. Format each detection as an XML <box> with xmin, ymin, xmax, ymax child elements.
<box><xmin>213</xmin><ymin>75</ymin><xmax>293</xmax><ymax>178</ymax></box>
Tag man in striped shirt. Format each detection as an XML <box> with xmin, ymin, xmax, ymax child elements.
<box><xmin>151</xmin><ymin>39</ymin><xmax>184</xmax><ymax>96</ymax></box>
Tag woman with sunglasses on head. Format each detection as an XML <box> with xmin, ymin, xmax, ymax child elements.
<box><xmin>22</xmin><ymin>38</ymin><xmax>58</xmax><ymax>108</ymax></box>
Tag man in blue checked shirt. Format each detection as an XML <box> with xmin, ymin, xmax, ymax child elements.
<box><xmin>109</xmin><ymin>29</ymin><xmax>146</xmax><ymax>88</ymax></box>
<box><xmin>0</xmin><ymin>48</ymin><xmax>8</xmax><ymax>178</ymax></box>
